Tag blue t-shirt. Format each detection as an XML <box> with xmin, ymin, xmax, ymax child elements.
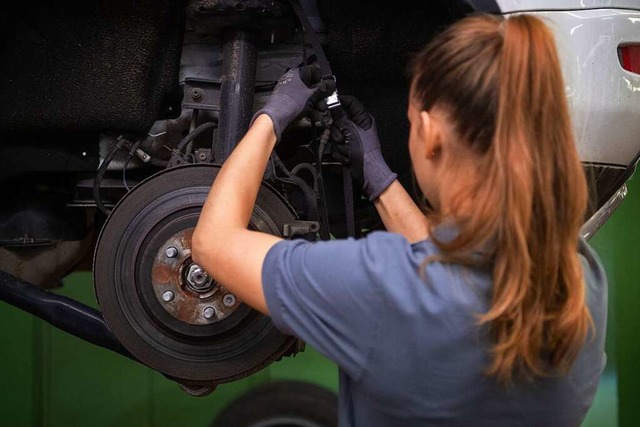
<box><xmin>262</xmin><ymin>231</ymin><xmax>607</xmax><ymax>426</ymax></box>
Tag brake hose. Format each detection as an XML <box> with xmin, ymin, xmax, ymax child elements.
<box><xmin>272</xmin><ymin>152</ymin><xmax>321</xmax><ymax>234</ymax></box>
<box><xmin>289</xmin><ymin>0</ymin><xmax>357</xmax><ymax>238</ymax></box>
<box><xmin>122</xmin><ymin>139</ymin><xmax>143</xmax><ymax>192</ymax></box>
<box><xmin>93</xmin><ymin>140</ymin><xmax>125</xmax><ymax>216</ymax></box>
<box><xmin>176</xmin><ymin>122</ymin><xmax>216</xmax><ymax>154</ymax></box>
<box><xmin>314</xmin><ymin>124</ymin><xmax>332</xmax><ymax>240</ymax></box>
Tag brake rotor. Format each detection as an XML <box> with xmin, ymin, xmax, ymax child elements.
<box><xmin>93</xmin><ymin>164</ymin><xmax>298</xmax><ymax>384</ymax></box>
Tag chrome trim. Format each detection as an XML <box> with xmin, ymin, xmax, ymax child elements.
<box><xmin>582</xmin><ymin>184</ymin><xmax>628</xmax><ymax>240</ymax></box>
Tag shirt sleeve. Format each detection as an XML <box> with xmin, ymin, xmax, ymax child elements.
<box><xmin>262</xmin><ymin>232</ymin><xmax>400</xmax><ymax>380</ymax></box>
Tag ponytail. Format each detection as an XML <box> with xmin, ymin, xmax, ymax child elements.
<box><xmin>411</xmin><ymin>14</ymin><xmax>592</xmax><ymax>383</ymax></box>
<box><xmin>481</xmin><ymin>15</ymin><xmax>591</xmax><ymax>383</ymax></box>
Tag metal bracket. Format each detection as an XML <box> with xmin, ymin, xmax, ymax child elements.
<box><xmin>282</xmin><ymin>220</ymin><xmax>320</xmax><ymax>238</ymax></box>
<box><xmin>194</xmin><ymin>148</ymin><xmax>213</xmax><ymax>163</ymax></box>
<box><xmin>182</xmin><ymin>78</ymin><xmax>221</xmax><ymax>112</ymax></box>
<box><xmin>167</xmin><ymin>152</ymin><xmax>193</xmax><ymax>168</ymax></box>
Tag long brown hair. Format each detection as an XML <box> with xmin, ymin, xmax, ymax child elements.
<box><xmin>410</xmin><ymin>14</ymin><xmax>592</xmax><ymax>384</ymax></box>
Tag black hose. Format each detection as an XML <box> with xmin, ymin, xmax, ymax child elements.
<box><xmin>176</xmin><ymin>122</ymin><xmax>217</xmax><ymax>153</ymax></box>
<box><xmin>93</xmin><ymin>142</ymin><xmax>123</xmax><ymax>216</ymax></box>
<box><xmin>122</xmin><ymin>140</ymin><xmax>143</xmax><ymax>192</ymax></box>
<box><xmin>291</xmin><ymin>163</ymin><xmax>318</xmax><ymax>182</ymax></box>
<box><xmin>314</xmin><ymin>125</ymin><xmax>332</xmax><ymax>240</ymax></box>
<box><xmin>272</xmin><ymin>153</ymin><xmax>320</xmax><ymax>231</ymax></box>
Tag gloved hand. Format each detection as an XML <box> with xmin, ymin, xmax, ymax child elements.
<box><xmin>251</xmin><ymin>65</ymin><xmax>335</xmax><ymax>140</ymax></box>
<box><xmin>330</xmin><ymin>96</ymin><xmax>397</xmax><ymax>201</ymax></box>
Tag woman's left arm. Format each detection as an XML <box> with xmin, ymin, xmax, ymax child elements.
<box><xmin>191</xmin><ymin>114</ymin><xmax>281</xmax><ymax>315</ymax></box>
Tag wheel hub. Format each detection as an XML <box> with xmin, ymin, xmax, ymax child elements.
<box><xmin>185</xmin><ymin>264</ymin><xmax>212</xmax><ymax>292</ymax></box>
<box><xmin>151</xmin><ymin>228</ymin><xmax>237</xmax><ymax>325</ymax></box>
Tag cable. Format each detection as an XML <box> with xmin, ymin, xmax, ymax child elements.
<box><xmin>291</xmin><ymin>163</ymin><xmax>318</xmax><ymax>183</ymax></box>
<box><xmin>93</xmin><ymin>140</ymin><xmax>124</xmax><ymax>216</ymax></box>
<box><xmin>272</xmin><ymin>152</ymin><xmax>320</xmax><ymax>232</ymax></box>
<box><xmin>122</xmin><ymin>156</ymin><xmax>132</xmax><ymax>192</ymax></box>
<box><xmin>314</xmin><ymin>124</ymin><xmax>332</xmax><ymax>240</ymax></box>
<box><xmin>122</xmin><ymin>140</ymin><xmax>143</xmax><ymax>192</ymax></box>
<box><xmin>176</xmin><ymin>122</ymin><xmax>216</xmax><ymax>153</ymax></box>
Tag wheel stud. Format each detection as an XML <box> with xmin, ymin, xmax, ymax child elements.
<box><xmin>223</xmin><ymin>293</ymin><xmax>237</xmax><ymax>307</ymax></box>
<box><xmin>203</xmin><ymin>306</ymin><xmax>215</xmax><ymax>320</ymax></box>
<box><xmin>165</xmin><ymin>246</ymin><xmax>179</xmax><ymax>258</ymax></box>
<box><xmin>162</xmin><ymin>290</ymin><xmax>175</xmax><ymax>302</ymax></box>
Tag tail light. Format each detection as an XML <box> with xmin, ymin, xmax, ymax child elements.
<box><xmin>618</xmin><ymin>45</ymin><xmax>640</xmax><ymax>74</ymax></box>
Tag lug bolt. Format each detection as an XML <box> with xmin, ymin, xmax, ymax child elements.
<box><xmin>165</xmin><ymin>246</ymin><xmax>178</xmax><ymax>258</ymax></box>
<box><xmin>223</xmin><ymin>294</ymin><xmax>236</xmax><ymax>307</ymax></box>
<box><xmin>203</xmin><ymin>306</ymin><xmax>215</xmax><ymax>320</ymax></box>
<box><xmin>162</xmin><ymin>291</ymin><xmax>174</xmax><ymax>302</ymax></box>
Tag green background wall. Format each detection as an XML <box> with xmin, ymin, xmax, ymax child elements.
<box><xmin>1</xmin><ymin>178</ymin><xmax>639</xmax><ymax>426</ymax></box>
<box><xmin>0</xmin><ymin>278</ymin><xmax>338</xmax><ymax>426</ymax></box>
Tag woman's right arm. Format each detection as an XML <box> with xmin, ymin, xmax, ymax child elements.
<box><xmin>374</xmin><ymin>180</ymin><xmax>430</xmax><ymax>243</ymax></box>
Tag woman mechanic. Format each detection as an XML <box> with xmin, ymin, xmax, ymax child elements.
<box><xmin>192</xmin><ymin>13</ymin><xmax>607</xmax><ymax>426</ymax></box>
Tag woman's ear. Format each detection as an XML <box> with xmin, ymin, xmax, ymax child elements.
<box><xmin>419</xmin><ymin>110</ymin><xmax>442</xmax><ymax>159</ymax></box>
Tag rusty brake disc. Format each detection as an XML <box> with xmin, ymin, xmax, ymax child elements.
<box><xmin>93</xmin><ymin>164</ymin><xmax>298</xmax><ymax>385</ymax></box>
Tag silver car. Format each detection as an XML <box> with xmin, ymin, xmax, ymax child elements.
<box><xmin>495</xmin><ymin>0</ymin><xmax>640</xmax><ymax>236</ymax></box>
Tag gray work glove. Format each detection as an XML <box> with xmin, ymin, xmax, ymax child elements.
<box><xmin>330</xmin><ymin>96</ymin><xmax>397</xmax><ymax>201</ymax></box>
<box><xmin>251</xmin><ymin>65</ymin><xmax>335</xmax><ymax>140</ymax></box>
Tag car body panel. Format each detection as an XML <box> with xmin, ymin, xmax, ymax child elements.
<box><xmin>497</xmin><ymin>0</ymin><xmax>640</xmax><ymax>12</ymax></box>
<box><xmin>502</xmin><ymin>8</ymin><xmax>640</xmax><ymax>166</ymax></box>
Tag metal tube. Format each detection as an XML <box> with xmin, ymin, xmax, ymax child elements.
<box><xmin>0</xmin><ymin>270</ymin><xmax>135</xmax><ymax>361</ymax></box>
<box><xmin>215</xmin><ymin>30</ymin><xmax>258</xmax><ymax>162</ymax></box>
